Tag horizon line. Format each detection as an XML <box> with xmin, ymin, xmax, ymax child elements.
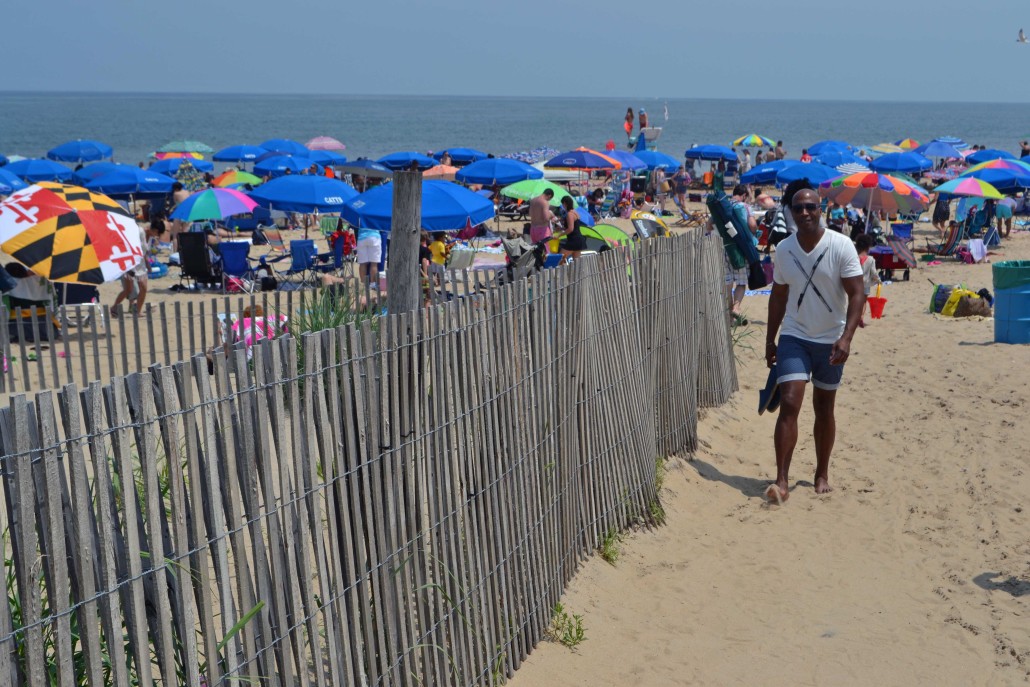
<box><xmin>2</xmin><ymin>90</ymin><xmax>1030</xmax><ymax>107</ymax></box>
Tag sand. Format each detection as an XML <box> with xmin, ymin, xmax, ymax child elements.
<box><xmin>510</xmin><ymin>224</ymin><xmax>1030</xmax><ymax>686</ymax></box>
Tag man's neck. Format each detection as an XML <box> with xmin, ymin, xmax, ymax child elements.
<box><xmin>796</xmin><ymin>227</ymin><xmax>824</xmax><ymax>250</ymax></box>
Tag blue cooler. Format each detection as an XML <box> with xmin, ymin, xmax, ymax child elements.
<box><xmin>993</xmin><ymin>260</ymin><xmax>1030</xmax><ymax>344</ymax></box>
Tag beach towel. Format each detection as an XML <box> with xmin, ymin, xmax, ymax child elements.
<box><xmin>967</xmin><ymin>238</ymin><xmax>987</xmax><ymax>263</ymax></box>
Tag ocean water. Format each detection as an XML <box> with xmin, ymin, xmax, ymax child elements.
<box><xmin>1</xmin><ymin>93</ymin><xmax>1028</xmax><ymax>168</ymax></box>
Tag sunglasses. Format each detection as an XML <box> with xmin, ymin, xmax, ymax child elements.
<box><xmin>791</xmin><ymin>202</ymin><xmax>820</xmax><ymax>213</ymax></box>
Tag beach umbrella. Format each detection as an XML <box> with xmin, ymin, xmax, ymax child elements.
<box><xmin>914</xmin><ymin>141</ymin><xmax>964</xmax><ymax>160</ymax></box>
<box><xmin>248</xmin><ymin>175</ymin><xmax>359</xmax><ymax>213</ymax></box>
<box><xmin>870</xmin><ymin>152</ymin><xmax>933</xmax><ymax>174</ymax></box>
<box><xmin>964</xmin><ymin>158</ymin><xmax>1030</xmax><ymax>175</ymax></box>
<box><xmin>169</xmin><ymin>188</ymin><xmax>258</xmax><ymax>221</ymax></box>
<box><xmin>544</xmin><ymin>147</ymin><xmax>622</xmax><ymax>169</ymax></box>
<box><xmin>212</xmin><ymin>145</ymin><xmax>267</xmax><ymax>162</ymax></box>
<box><xmin>934</xmin><ymin>177</ymin><xmax>1003</xmax><ymax>199</ymax></box>
<box><xmin>149</xmin><ymin>157</ymin><xmax>214</xmax><ymax>174</ymax></box>
<box><xmin>305</xmin><ymin>136</ymin><xmax>346</xmax><ymax>151</ymax></box>
<box><xmin>684</xmin><ymin>144</ymin><xmax>736</xmax><ymax>161</ymax></box>
<box><xmin>807</xmin><ymin>140</ymin><xmax>852</xmax><ymax>156</ymax></box>
<box><xmin>5</xmin><ymin>159</ymin><xmax>74</xmax><ymax>182</ymax></box>
<box><xmin>433</xmin><ymin>147</ymin><xmax>490</xmax><ymax>164</ymax></box>
<box><xmin>834</xmin><ymin>162</ymin><xmax>871</xmax><ymax>176</ymax></box>
<box><xmin>307</xmin><ymin>150</ymin><xmax>348</xmax><ymax>166</ymax></box>
<box><xmin>740</xmin><ymin>160</ymin><xmax>802</xmax><ymax>185</ymax></box>
<box><xmin>732</xmin><ymin>134</ymin><xmax>775</xmax><ymax>148</ymax></box>
<box><xmin>966</xmin><ymin>149</ymin><xmax>1016</xmax><ymax>165</ymax></box>
<box><xmin>820</xmin><ymin>172</ymin><xmax>930</xmax><ymax>216</ymax></box>
<box><xmin>212</xmin><ymin>169</ymin><xmax>263</xmax><ymax>188</ymax></box>
<box><xmin>253</xmin><ymin>155</ymin><xmax>315</xmax><ymax>178</ymax></box>
<box><xmin>423</xmin><ymin>164</ymin><xmax>459</xmax><ymax>179</ymax></box>
<box><xmin>870</xmin><ymin>143</ymin><xmax>905</xmax><ymax>155</ymax></box>
<box><xmin>338</xmin><ymin>158</ymin><xmax>393</xmax><ymax>178</ymax></box>
<box><xmin>957</xmin><ymin>167</ymin><xmax>1030</xmax><ymax>193</ymax></box>
<box><xmin>5</xmin><ymin>155</ymin><xmax>27</xmax><ymax>164</ymax></box>
<box><xmin>259</xmin><ymin>138</ymin><xmax>309</xmax><ymax>156</ymax></box>
<box><xmin>894</xmin><ymin>138</ymin><xmax>920</xmax><ymax>150</ymax></box>
<box><xmin>0</xmin><ymin>154</ymin><xmax>7</xmax><ymax>166</ymax></box>
<box><xmin>813</xmin><ymin>151</ymin><xmax>866</xmax><ymax>168</ymax></box>
<box><xmin>500</xmin><ymin>179</ymin><xmax>572</xmax><ymax>206</ymax></box>
<box><xmin>634</xmin><ymin>150</ymin><xmax>681</xmax><ymax>171</ymax></box>
<box><xmin>154</xmin><ymin>151</ymin><xmax>203</xmax><ymax>161</ymax></box>
<box><xmin>85</xmin><ymin>167</ymin><xmax>176</xmax><ymax>199</ymax></box>
<box><xmin>341</xmin><ymin>179</ymin><xmax>494</xmax><ymax>231</ymax></box>
<box><xmin>600</xmin><ymin>150</ymin><xmax>647</xmax><ymax>171</ymax></box>
<box><xmin>932</xmin><ymin>136</ymin><xmax>968</xmax><ymax>150</ymax></box>
<box><xmin>72</xmin><ymin>162</ymin><xmax>130</xmax><ymax>185</ymax></box>
<box><xmin>157</xmin><ymin>140</ymin><xmax>212</xmax><ymax>154</ymax></box>
<box><xmin>456</xmin><ymin>158</ymin><xmax>543</xmax><ymax>185</ymax></box>
<box><xmin>377</xmin><ymin>151</ymin><xmax>437</xmax><ymax>171</ymax></box>
<box><xmin>46</xmin><ymin>139</ymin><xmax>113</xmax><ymax>163</ymax></box>
<box><xmin>0</xmin><ymin>182</ymin><xmax>144</xmax><ymax>284</ymax></box>
<box><xmin>775</xmin><ymin>162</ymin><xmax>840</xmax><ymax>186</ymax></box>
<box><xmin>0</xmin><ymin>169</ymin><xmax>30</xmax><ymax>195</ymax></box>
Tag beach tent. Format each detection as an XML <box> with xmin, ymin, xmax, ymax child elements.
<box><xmin>583</xmin><ymin>223</ymin><xmax>632</xmax><ymax>251</ymax></box>
<box><xmin>341</xmin><ymin>180</ymin><xmax>494</xmax><ymax>231</ymax></box>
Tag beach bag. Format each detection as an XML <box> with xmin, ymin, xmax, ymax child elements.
<box><xmin>930</xmin><ymin>284</ymin><xmax>954</xmax><ymax>313</ymax></box>
<box><xmin>954</xmin><ymin>295</ymin><xmax>992</xmax><ymax>318</ymax></box>
<box><xmin>747</xmin><ymin>262</ymin><xmax>768</xmax><ymax>290</ymax></box>
<box><xmin>941</xmin><ymin>287</ymin><xmax>978</xmax><ymax>317</ymax></box>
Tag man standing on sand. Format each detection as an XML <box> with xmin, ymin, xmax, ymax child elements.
<box><xmin>764</xmin><ymin>186</ymin><xmax>865</xmax><ymax>504</ymax></box>
<box><xmin>529</xmin><ymin>188</ymin><xmax>556</xmax><ymax>246</ymax></box>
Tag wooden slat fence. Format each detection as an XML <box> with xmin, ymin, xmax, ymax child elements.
<box><xmin>0</xmin><ymin>229</ymin><xmax>736</xmax><ymax>686</ymax></box>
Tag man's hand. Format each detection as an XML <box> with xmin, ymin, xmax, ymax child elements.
<box><xmin>765</xmin><ymin>341</ymin><xmax>777</xmax><ymax>369</ymax></box>
<box><xmin>829</xmin><ymin>336</ymin><xmax>851</xmax><ymax>366</ymax></box>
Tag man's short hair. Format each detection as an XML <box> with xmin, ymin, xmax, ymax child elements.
<box><xmin>732</xmin><ymin>184</ymin><xmax>749</xmax><ymax>197</ymax></box>
<box><xmin>542</xmin><ymin>188</ymin><xmax>554</xmax><ymax>197</ymax></box>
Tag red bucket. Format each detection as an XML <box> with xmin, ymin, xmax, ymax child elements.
<box><xmin>868</xmin><ymin>296</ymin><xmax>887</xmax><ymax>319</ymax></box>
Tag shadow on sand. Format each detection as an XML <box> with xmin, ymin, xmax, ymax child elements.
<box><xmin>686</xmin><ymin>458</ymin><xmax>775</xmax><ymax>500</ymax></box>
<box><xmin>972</xmin><ymin>572</ymin><xmax>1030</xmax><ymax>597</ymax></box>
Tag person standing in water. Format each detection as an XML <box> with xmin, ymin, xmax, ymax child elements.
<box><xmin>764</xmin><ymin>186</ymin><xmax>865</xmax><ymax>504</ymax></box>
<box><xmin>624</xmin><ymin>108</ymin><xmax>634</xmax><ymax>140</ymax></box>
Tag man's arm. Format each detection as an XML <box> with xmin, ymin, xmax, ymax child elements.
<box><xmin>829</xmin><ymin>275</ymin><xmax>866</xmax><ymax>365</ymax></box>
<box><xmin>766</xmin><ymin>282</ymin><xmax>789</xmax><ymax>368</ymax></box>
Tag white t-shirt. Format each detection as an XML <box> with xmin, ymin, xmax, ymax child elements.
<box><xmin>773</xmin><ymin>229</ymin><xmax>862</xmax><ymax>344</ymax></box>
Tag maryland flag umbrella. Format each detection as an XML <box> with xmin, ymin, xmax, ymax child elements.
<box><xmin>0</xmin><ymin>182</ymin><xmax>144</xmax><ymax>284</ymax></box>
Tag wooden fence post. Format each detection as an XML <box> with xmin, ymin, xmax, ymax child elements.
<box><xmin>387</xmin><ymin>170</ymin><xmax>423</xmax><ymax>314</ymax></box>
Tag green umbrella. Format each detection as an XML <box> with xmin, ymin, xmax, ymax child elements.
<box><xmin>501</xmin><ymin>179</ymin><xmax>571</xmax><ymax>207</ymax></box>
<box><xmin>587</xmin><ymin>223</ymin><xmax>633</xmax><ymax>247</ymax></box>
<box><xmin>157</xmin><ymin>140</ymin><xmax>213</xmax><ymax>154</ymax></box>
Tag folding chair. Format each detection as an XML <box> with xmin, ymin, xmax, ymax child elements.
<box><xmin>178</xmin><ymin>232</ymin><xmax>221</xmax><ymax>289</ymax></box>
<box><xmin>55</xmin><ymin>283</ymin><xmax>104</xmax><ymax>331</ymax></box>
<box><xmin>283</xmin><ymin>239</ymin><xmax>318</xmax><ymax>285</ymax></box>
<box><xmin>314</xmin><ymin>238</ymin><xmax>345</xmax><ymax>277</ymax></box>
<box><xmin>219</xmin><ymin>241</ymin><xmax>257</xmax><ymax>293</ymax></box>
<box><xmin>923</xmin><ymin>221</ymin><xmax>964</xmax><ymax>257</ymax></box>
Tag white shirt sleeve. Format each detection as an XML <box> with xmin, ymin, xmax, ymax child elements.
<box><xmin>838</xmin><ymin>238</ymin><xmax>863</xmax><ymax>279</ymax></box>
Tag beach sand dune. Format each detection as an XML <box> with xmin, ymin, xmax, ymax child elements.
<box><xmin>511</xmin><ymin>230</ymin><xmax>1030</xmax><ymax>686</ymax></box>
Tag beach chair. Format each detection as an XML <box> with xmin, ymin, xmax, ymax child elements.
<box><xmin>283</xmin><ymin>239</ymin><xmax>319</xmax><ymax>285</ymax></box>
<box><xmin>219</xmin><ymin>241</ymin><xmax>257</xmax><ymax>293</ymax></box>
<box><xmin>259</xmin><ymin>227</ymin><xmax>290</xmax><ymax>261</ymax></box>
<box><xmin>55</xmin><ymin>283</ymin><xmax>104</xmax><ymax>331</ymax></box>
<box><xmin>672</xmin><ymin>195</ymin><xmax>709</xmax><ymax>228</ymax></box>
<box><xmin>314</xmin><ymin>237</ymin><xmax>345</xmax><ymax>277</ymax></box>
<box><xmin>178</xmin><ymin>232</ymin><xmax>222</xmax><ymax>289</ymax></box>
<box><xmin>923</xmin><ymin>221</ymin><xmax>964</xmax><ymax>257</ymax></box>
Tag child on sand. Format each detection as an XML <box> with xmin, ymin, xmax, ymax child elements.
<box><xmin>855</xmin><ymin>233</ymin><xmax>881</xmax><ymax>327</ymax></box>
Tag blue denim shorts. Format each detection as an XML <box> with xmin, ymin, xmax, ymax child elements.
<box><xmin>776</xmin><ymin>334</ymin><xmax>845</xmax><ymax>391</ymax></box>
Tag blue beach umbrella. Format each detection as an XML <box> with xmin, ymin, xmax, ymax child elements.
<box><xmin>259</xmin><ymin>138</ymin><xmax>309</xmax><ymax>156</ymax></box>
<box><xmin>254</xmin><ymin>156</ymin><xmax>315</xmax><ymax>178</ymax></box>
<box><xmin>775</xmin><ymin>162</ymin><xmax>840</xmax><ymax>186</ymax></box>
<box><xmin>5</xmin><ymin>158</ymin><xmax>74</xmax><ymax>182</ymax></box>
<box><xmin>634</xmin><ymin>150</ymin><xmax>681</xmax><ymax>171</ymax></box>
<box><xmin>85</xmin><ymin>167</ymin><xmax>176</xmax><ymax>199</ymax></box>
<box><xmin>813</xmin><ymin>151</ymin><xmax>866</xmax><ymax>168</ymax></box>
<box><xmin>0</xmin><ymin>169</ymin><xmax>29</xmax><ymax>194</ymax></box>
<box><xmin>544</xmin><ymin>148</ymin><xmax>622</xmax><ymax>169</ymax></box>
<box><xmin>378</xmin><ymin>151</ymin><xmax>437</xmax><ymax>171</ymax></box>
<box><xmin>958</xmin><ymin>167</ymin><xmax>1030</xmax><ymax>193</ymax></box>
<box><xmin>341</xmin><ymin>179</ymin><xmax>495</xmax><ymax>231</ymax></box>
<box><xmin>213</xmin><ymin>145</ymin><xmax>267</xmax><ymax>162</ymax></box>
<box><xmin>46</xmin><ymin>139</ymin><xmax>113</xmax><ymax>163</ymax></box>
<box><xmin>600</xmin><ymin>150</ymin><xmax>647</xmax><ymax>171</ymax></box>
<box><xmin>914</xmin><ymin>141</ymin><xmax>964</xmax><ymax>159</ymax></box>
<box><xmin>307</xmin><ymin>150</ymin><xmax>348</xmax><ymax>166</ymax></box>
<box><xmin>455</xmin><ymin>158</ymin><xmax>543</xmax><ymax>185</ymax></box>
<box><xmin>807</xmin><ymin>140</ymin><xmax>852</xmax><ymax>156</ymax></box>
<box><xmin>684</xmin><ymin>145</ymin><xmax>736</xmax><ymax>161</ymax></box>
<box><xmin>869</xmin><ymin>152</ymin><xmax>933</xmax><ymax>174</ymax></box>
<box><xmin>740</xmin><ymin>160</ymin><xmax>801</xmax><ymax>185</ymax></box>
<box><xmin>967</xmin><ymin>149</ymin><xmax>1016</xmax><ymax>165</ymax></box>
<box><xmin>433</xmin><ymin>147</ymin><xmax>490</xmax><ymax>164</ymax></box>
<box><xmin>932</xmin><ymin>136</ymin><xmax>968</xmax><ymax>150</ymax></box>
<box><xmin>248</xmin><ymin>175</ymin><xmax>358</xmax><ymax>213</ymax></box>
<box><xmin>149</xmin><ymin>158</ymin><xmax>214</xmax><ymax>174</ymax></box>
<box><xmin>339</xmin><ymin>158</ymin><xmax>393</xmax><ymax>177</ymax></box>
<box><xmin>71</xmin><ymin>162</ymin><xmax>130</xmax><ymax>185</ymax></box>
<box><xmin>0</xmin><ymin>154</ymin><xmax>7</xmax><ymax>166</ymax></box>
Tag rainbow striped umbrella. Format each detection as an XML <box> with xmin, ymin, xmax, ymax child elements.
<box><xmin>212</xmin><ymin>170</ymin><xmax>263</xmax><ymax>188</ymax></box>
<box><xmin>819</xmin><ymin>172</ymin><xmax>930</xmax><ymax>215</ymax></box>
<box><xmin>169</xmin><ymin>188</ymin><xmax>258</xmax><ymax>221</ymax></box>
<box><xmin>154</xmin><ymin>151</ymin><xmax>203</xmax><ymax>161</ymax></box>
<box><xmin>732</xmin><ymin>133</ymin><xmax>775</xmax><ymax>148</ymax></box>
<box><xmin>963</xmin><ymin>158</ymin><xmax>1030</xmax><ymax>175</ymax></box>
<box><xmin>933</xmin><ymin>177</ymin><xmax>1003</xmax><ymax>199</ymax></box>
<box><xmin>894</xmin><ymin>139</ymin><xmax>920</xmax><ymax>150</ymax></box>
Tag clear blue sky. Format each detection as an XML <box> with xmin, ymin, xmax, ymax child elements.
<box><xmin>4</xmin><ymin>0</ymin><xmax>1027</xmax><ymax>101</ymax></box>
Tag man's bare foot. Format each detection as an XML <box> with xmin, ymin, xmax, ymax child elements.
<box><xmin>765</xmin><ymin>483</ymin><xmax>789</xmax><ymax>505</ymax></box>
<box><xmin>814</xmin><ymin>476</ymin><xmax>833</xmax><ymax>494</ymax></box>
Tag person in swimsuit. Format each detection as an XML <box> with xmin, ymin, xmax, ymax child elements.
<box><xmin>624</xmin><ymin>108</ymin><xmax>634</xmax><ymax>140</ymax></box>
<box><xmin>558</xmin><ymin>196</ymin><xmax>587</xmax><ymax>263</ymax></box>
